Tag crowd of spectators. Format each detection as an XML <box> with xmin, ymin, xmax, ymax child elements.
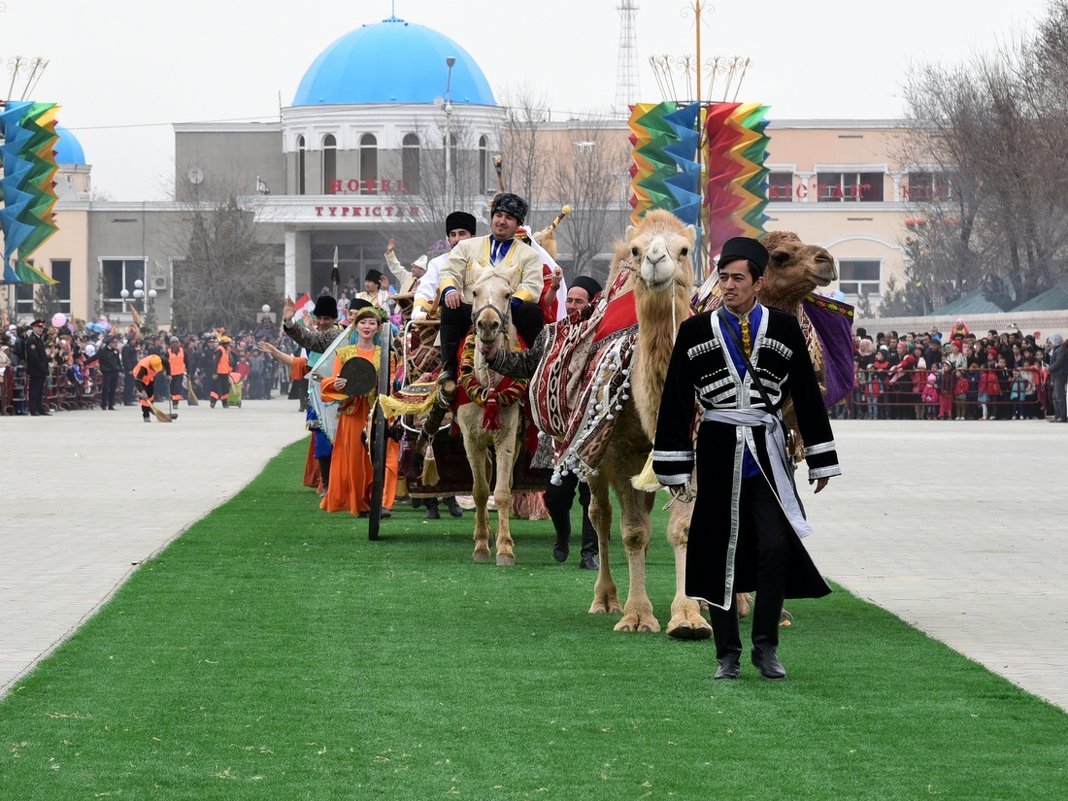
<box><xmin>4</xmin><ymin>312</ymin><xmax>1067</xmax><ymax>424</ymax></box>
<box><xmin>838</xmin><ymin>322</ymin><xmax>1068</xmax><ymax>422</ymax></box>
<box><xmin>1</xmin><ymin>315</ymin><xmax>299</xmax><ymax>417</ymax></box>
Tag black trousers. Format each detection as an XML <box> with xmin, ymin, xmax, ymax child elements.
<box><xmin>122</xmin><ymin>373</ymin><xmax>136</xmax><ymax>405</ymax></box>
<box><xmin>544</xmin><ymin>473</ymin><xmax>598</xmax><ymax>559</ymax></box>
<box><xmin>28</xmin><ymin>372</ymin><xmax>47</xmax><ymax>414</ymax></box>
<box><xmin>101</xmin><ymin>372</ymin><xmax>119</xmax><ymax>409</ymax></box>
<box><xmin>440</xmin><ymin>300</ymin><xmax>544</xmax><ymax>378</ymax></box>
<box><xmin>708</xmin><ymin>476</ymin><xmax>790</xmax><ymax>659</ymax></box>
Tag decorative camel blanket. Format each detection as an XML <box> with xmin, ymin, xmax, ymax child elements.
<box><xmin>528</xmin><ymin>266</ymin><xmax>637</xmax><ymax>481</ymax></box>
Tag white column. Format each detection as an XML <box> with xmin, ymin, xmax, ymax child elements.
<box><xmin>284</xmin><ymin>229</ymin><xmax>297</xmax><ymax>299</ymax></box>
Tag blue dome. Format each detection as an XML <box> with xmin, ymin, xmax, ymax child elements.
<box><xmin>54</xmin><ymin>124</ymin><xmax>86</xmax><ymax>165</ymax></box>
<box><xmin>293</xmin><ymin>17</ymin><xmax>495</xmax><ymax>106</ymax></box>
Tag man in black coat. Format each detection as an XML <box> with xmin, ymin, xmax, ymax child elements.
<box><xmin>121</xmin><ymin>332</ymin><xmax>139</xmax><ymax>406</ymax></box>
<box><xmin>90</xmin><ymin>336</ymin><xmax>124</xmax><ymax>410</ymax></box>
<box><xmin>24</xmin><ymin>319</ymin><xmax>52</xmax><ymax>416</ymax></box>
<box><xmin>653</xmin><ymin>237</ymin><xmax>841</xmax><ymax>682</ymax></box>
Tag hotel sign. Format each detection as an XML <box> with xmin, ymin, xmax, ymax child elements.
<box><xmin>328</xmin><ymin>178</ymin><xmax>408</xmax><ymax>194</ymax></box>
<box><xmin>313</xmin><ymin>205</ymin><xmax>421</xmax><ymax>218</ymax></box>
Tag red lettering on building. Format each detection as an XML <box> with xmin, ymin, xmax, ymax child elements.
<box><xmin>308</xmin><ymin>205</ymin><xmax>422</xmax><ymax>218</ymax></box>
<box><xmin>330</xmin><ymin>180</ymin><xmax>343</xmax><ymax>194</ymax></box>
<box><xmin>380</xmin><ymin>179</ymin><xmax>391</xmax><ymax>192</ymax></box>
<box><xmin>347</xmin><ymin>179</ymin><xmax>360</xmax><ymax>192</ymax></box>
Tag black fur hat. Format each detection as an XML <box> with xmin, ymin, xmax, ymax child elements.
<box><xmin>312</xmin><ymin>295</ymin><xmax>338</xmax><ymax>319</ymax></box>
<box><xmin>445</xmin><ymin>211</ymin><xmax>477</xmax><ymax>236</ymax></box>
<box><xmin>490</xmin><ymin>193</ymin><xmax>528</xmax><ymax>225</ymax></box>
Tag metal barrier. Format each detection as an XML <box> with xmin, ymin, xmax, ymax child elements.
<box><xmin>840</xmin><ymin>366</ymin><xmax>1050</xmax><ymax>420</ymax></box>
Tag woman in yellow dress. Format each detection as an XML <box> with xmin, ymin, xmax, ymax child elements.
<box><xmin>319</xmin><ymin>306</ymin><xmax>400</xmax><ymax>517</ymax></box>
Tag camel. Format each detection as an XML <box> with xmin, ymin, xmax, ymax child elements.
<box><xmin>581</xmin><ymin>210</ymin><xmax>708</xmax><ymax>636</ymax></box>
<box><xmin>455</xmin><ymin>266</ymin><xmax>527</xmax><ymax>566</ymax></box>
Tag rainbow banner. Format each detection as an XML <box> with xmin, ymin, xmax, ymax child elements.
<box><xmin>627</xmin><ymin>101</ymin><xmax>702</xmax><ymax>227</ymax></box>
<box><xmin>627</xmin><ymin>100</ymin><xmax>770</xmax><ymax>270</ymax></box>
<box><xmin>702</xmin><ymin>101</ymin><xmax>770</xmax><ymax>261</ymax></box>
<box><xmin>0</xmin><ymin>100</ymin><xmax>60</xmax><ymax>284</ymax></box>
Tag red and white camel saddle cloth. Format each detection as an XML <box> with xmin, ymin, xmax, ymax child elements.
<box><xmin>528</xmin><ymin>267</ymin><xmax>637</xmax><ymax>481</ymax></box>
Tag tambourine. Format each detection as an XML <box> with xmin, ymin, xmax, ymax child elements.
<box><xmin>338</xmin><ymin>357</ymin><xmax>377</xmax><ymax>397</ymax></box>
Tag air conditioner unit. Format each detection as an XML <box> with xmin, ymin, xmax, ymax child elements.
<box><xmin>151</xmin><ymin>275</ymin><xmax>168</xmax><ymax>291</ymax></box>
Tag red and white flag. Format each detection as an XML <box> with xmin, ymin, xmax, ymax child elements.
<box><xmin>291</xmin><ymin>293</ymin><xmax>315</xmax><ymax>324</ymax></box>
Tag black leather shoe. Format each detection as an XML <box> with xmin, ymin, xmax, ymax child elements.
<box><xmin>446</xmin><ymin>497</ymin><xmax>463</xmax><ymax>517</ymax></box>
<box><xmin>424</xmin><ymin>505</ymin><xmax>440</xmax><ymax>520</ymax></box>
<box><xmin>714</xmin><ymin>653</ymin><xmax>741</xmax><ymax>680</ymax></box>
<box><xmin>380</xmin><ymin>509</ymin><xmax>392</xmax><ymax>519</ymax></box>
<box><xmin>751</xmin><ymin>648</ymin><xmax>787</xmax><ymax>680</ymax></box>
<box><xmin>553</xmin><ymin>544</ymin><xmax>569</xmax><ymax>563</ymax></box>
<box><xmin>579</xmin><ymin>554</ymin><xmax>599</xmax><ymax>570</ymax></box>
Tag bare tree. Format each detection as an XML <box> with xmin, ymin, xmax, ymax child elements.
<box><xmin>171</xmin><ymin>195</ymin><xmax>276</xmax><ymax>332</ymax></box>
<box><xmin>547</xmin><ymin>121</ymin><xmax>630</xmax><ymax>278</ymax></box>
<box><xmin>900</xmin><ymin>2</ymin><xmax>1068</xmax><ymax>309</ymax></box>
<box><xmin>381</xmin><ymin>115</ymin><xmax>493</xmax><ymax>266</ymax></box>
<box><xmin>498</xmin><ymin>86</ymin><xmax>550</xmax><ymax>208</ymax></box>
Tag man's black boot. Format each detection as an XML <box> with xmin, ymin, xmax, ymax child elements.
<box><xmin>552</xmin><ymin>532</ymin><xmax>569</xmax><ymax>563</ymax></box>
<box><xmin>445</xmin><ymin>496</ymin><xmax>463</xmax><ymax>517</ymax></box>
<box><xmin>424</xmin><ymin>500</ymin><xmax>440</xmax><ymax>520</ymax></box>
<box><xmin>751</xmin><ymin>589</ymin><xmax>787</xmax><ymax>680</ymax></box>
<box><xmin>709</xmin><ymin>604</ymin><xmax>742</xmax><ymax>680</ymax></box>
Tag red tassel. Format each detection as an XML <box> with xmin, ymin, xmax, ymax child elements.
<box><xmin>482</xmin><ymin>388</ymin><xmax>501</xmax><ymax>430</ymax></box>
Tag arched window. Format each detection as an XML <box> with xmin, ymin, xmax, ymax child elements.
<box><xmin>296</xmin><ymin>135</ymin><xmax>306</xmax><ymax>195</ymax></box>
<box><xmin>322</xmin><ymin>134</ymin><xmax>337</xmax><ymax>194</ymax></box>
<box><xmin>401</xmin><ymin>133</ymin><xmax>420</xmax><ymax>194</ymax></box>
<box><xmin>360</xmin><ymin>133</ymin><xmax>378</xmax><ymax>194</ymax></box>
<box><xmin>478</xmin><ymin>135</ymin><xmax>489</xmax><ymax>195</ymax></box>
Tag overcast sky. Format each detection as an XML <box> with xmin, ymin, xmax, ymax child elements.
<box><xmin>1</xmin><ymin>0</ymin><xmax>1054</xmax><ymax>200</ymax></box>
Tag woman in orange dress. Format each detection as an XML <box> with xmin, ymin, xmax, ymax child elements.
<box><xmin>319</xmin><ymin>307</ymin><xmax>400</xmax><ymax>518</ymax></box>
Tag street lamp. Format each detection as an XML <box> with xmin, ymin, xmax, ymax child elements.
<box><xmin>444</xmin><ymin>55</ymin><xmax>456</xmax><ymax>213</ymax></box>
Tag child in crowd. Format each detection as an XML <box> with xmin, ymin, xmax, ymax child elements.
<box><xmin>978</xmin><ymin>359</ymin><xmax>1002</xmax><ymax>420</ymax></box>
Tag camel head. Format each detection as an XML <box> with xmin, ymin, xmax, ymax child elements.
<box><xmin>759</xmin><ymin>230</ymin><xmax>837</xmax><ymax>311</ymax></box>
<box><xmin>470</xmin><ymin>265</ymin><xmax>519</xmax><ymax>346</ymax></box>
<box><xmin>625</xmin><ymin>209</ymin><xmax>696</xmax><ymax>294</ymax></box>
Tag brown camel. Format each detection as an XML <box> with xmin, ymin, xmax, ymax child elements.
<box><xmin>584</xmin><ymin>210</ymin><xmax>706</xmax><ymax>636</ymax></box>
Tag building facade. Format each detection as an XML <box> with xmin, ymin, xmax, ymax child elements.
<box><xmin>4</xmin><ymin>16</ymin><xmax>950</xmax><ymax>329</ymax></box>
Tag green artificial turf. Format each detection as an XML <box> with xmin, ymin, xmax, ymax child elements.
<box><xmin>2</xmin><ymin>442</ymin><xmax>1066</xmax><ymax>800</ymax></box>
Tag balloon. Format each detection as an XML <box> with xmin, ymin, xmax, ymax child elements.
<box><xmin>96</xmin><ymin>316</ymin><xmax>112</xmax><ymax>332</ymax></box>
<box><xmin>52</xmin><ymin>312</ymin><xmax>68</xmax><ymax>328</ymax></box>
